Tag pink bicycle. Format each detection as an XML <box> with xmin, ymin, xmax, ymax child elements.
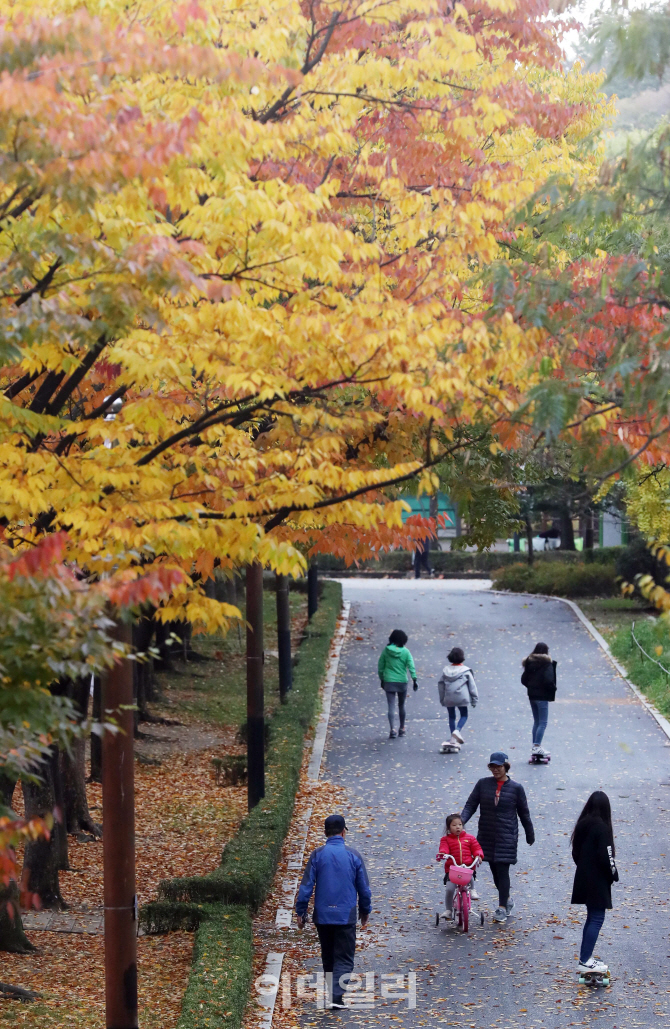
<box><xmin>435</xmin><ymin>855</ymin><xmax>483</xmax><ymax>933</ymax></box>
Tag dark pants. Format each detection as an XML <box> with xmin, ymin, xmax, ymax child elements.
<box><xmin>489</xmin><ymin>861</ymin><xmax>511</xmax><ymax>908</ymax></box>
<box><xmin>580</xmin><ymin>908</ymin><xmax>606</xmax><ymax>964</ymax></box>
<box><xmin>530</xmin><ymin>699</ymin><xmax>549</xmax><ymax>746</ymax></box>
<box><xmin>447</xmin><ymin>705</ymin><xmax>468</xmax><ymax>734</ymax></box>
<box><xmin>414</xmin><ymin>548</ymin><xmax>431</xmax><ymax>578</ymax></box>
<box><xmin>316</xmin><ymin>923</ymin><xmax>357</xmax><ymax>1003</ymax></box>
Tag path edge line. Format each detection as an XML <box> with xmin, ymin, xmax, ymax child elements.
<box><xmin>490</xmin><ymin>589</ymin><xmax>670</xmax><ymax>743</ymax></box>
<box><xmin>307</xmin><ymin>599</ymin><xmax>351</xmax><ymax>782</ymax></box>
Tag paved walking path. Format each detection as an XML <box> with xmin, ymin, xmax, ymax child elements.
<box><xmin>297</xmin><ymin>583</ymin><xmax>670</xmax><ymax>1029</ymax></box>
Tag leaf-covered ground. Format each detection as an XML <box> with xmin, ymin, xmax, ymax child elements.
<box><xmin>1</xmin><ymin>588</ymin><xmax>307</xmax><ymax>1026</ymax></box>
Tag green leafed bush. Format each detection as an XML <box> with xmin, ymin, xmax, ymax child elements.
<box><xmin>491</xmin><ymin>562</ymin><xmax>618</xmax><ymax>597</ymax></box>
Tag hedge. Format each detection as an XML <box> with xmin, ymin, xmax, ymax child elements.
<box><xmin>316</xmin><ymin>546</ymin><xmax>623</xmax><ymax>574</ymax></box>
<box><xmin>176</xmin><ymin>905</ymin><xmax>253</xmax><ymax>1029</ymax></box>
<box><xmin>491</xmin><ymin>561</ymin><xmax>618</xmax><ymax>598</ymax></box>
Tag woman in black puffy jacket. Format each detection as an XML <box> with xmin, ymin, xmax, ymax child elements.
<box><xmin>461</xmin><ymin>752</ymin><xmax>535</xmax><ymax>924</ymax></box>
<box><xmin>571</xmin><ymin>791</ymin><xmax>619</xmax><ymax>975</ymax></box>
<box><xmin>521</xmin><ymin>642</ymin><xmax>557</xmax><ymax>758</ymax></box>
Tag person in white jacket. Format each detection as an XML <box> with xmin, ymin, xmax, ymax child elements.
<box><xmin>437</xmin><ymin>647</ymin><xmax>478</xmax><ymax>745</ymax></box>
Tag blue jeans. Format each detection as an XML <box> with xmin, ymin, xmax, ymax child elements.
<box><xmin>530</xmin><ymin>699</ymin><xmax>549</xmax><ymax>746</ymax></box>
<box><xmin>448</xmin><ymin>706</ymin><xmax>468</xmax><ymax>734</ymax></box>
<box><xmin>580</xmin><ymin>908</ymin><xmax>606</xmax><ymax>963</ymax></box>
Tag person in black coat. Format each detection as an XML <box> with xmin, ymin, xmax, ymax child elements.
<box><xmin>571</xmin><ymin>791</ymin><xmax>619</xmax><ymax>974</ymax></box>
<box><xmin>461</xmin><ymin>752</ymin><xmax>535</xmax><ymax>923</ymax></box>
<box><xmin>521</xmin><ymin>642</ymin><xmax>557</xmax><ymax>758</ymax></box>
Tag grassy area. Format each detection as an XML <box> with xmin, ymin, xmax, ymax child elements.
<box><xmin>609</xmin><ymin>616</ymin><xmax>670</xmax><ymax>717</ymax></box>
<box><xmin>154</xmin><ymin>589</ymin><xmax>307</xmax><ymax>728</ymax></box>
<box><xmin>577</xmin><ymin>597</ymin><xmax>653</xmax><ymax>638</ymax></box>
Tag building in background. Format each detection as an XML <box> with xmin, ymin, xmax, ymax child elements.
<box><xmin>400</xmin><ymin>493</ymin><xmax>459</xmax><ymax>549</ymax></box>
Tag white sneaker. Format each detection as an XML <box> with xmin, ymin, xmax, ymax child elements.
<box><xmin>452</xmin><ymin>729</ymin><xmax>465</xmax><ymax>744</ymax></box>
<box><xmin>441</xmin><ymin>908</ymin><xmax>453</xmax><ymax>920</ymax></box>
<box><xmin>578</xmin><ymin>957</ymin><xmax>608</xmax><ymax>974</ymax></box>
<box><xmin>470</xmin><ymin>887</ymin><xmax>479</xmax><ymax>900</ymax></box>
<box><xmin>531</xmin><ymin>743</ymin><xmax>541</xmax><ymax>754</ymax></box>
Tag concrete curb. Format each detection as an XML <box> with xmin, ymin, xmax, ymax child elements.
<box><xmin>307</xmin><ymin>600</ymin><xmax>352</xmax><ymax>782</ymax></box>
<box><xmin>490</xmin><ymin>589</ymin><xmax>670</xmax><ymax>744</ymax></box>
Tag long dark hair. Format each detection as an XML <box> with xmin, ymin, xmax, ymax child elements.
<box><xmin>570</xmin><ymin>791</ymin><xmax>615</xmax><ymax>855</ymax></box>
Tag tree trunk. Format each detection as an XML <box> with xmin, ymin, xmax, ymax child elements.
<box><xmin>560</xmin><ymin>506</ymin><xmax>576</xmax><ymax>550</ymax></box>
<box><xmin>21</xmin><ymin>765</ymin><xmax>68</xmax><ymax>910</ymax></box>
<box><xmin>307</xmin><ymin>563</ymin><xmax>318</xmax><ymax>620</ymax></box>
<box><xmin>60</xmin><ymin>677</ymin><xmax>100</xmax><ymax>838</ymax></box>
<box><xmin>584</xmin><ymin>511</ymin><xmax>594</xmax><ymax>550</ymax></box>
<box><xmin>52</xmin><ymin>754</ymin><xmax>69</xmax><ymax>872</ymax></box>
<box><xmin>154</xmin><ymin>617</ymin><xmax>177</xmax><ymax>670</ymax></box>
<box><xmin>525</xmin><ymin>514</ymin><xmax>534</xmax><ymax>567</ymax></box>
<box><xmin>63</xmin><ymin>738</ymin><xmax>101</xmax><ymax>839</ymax></box>
<box><xmin>276</xmin><ymin>573</ymin><xmax>292</xmax><ymax>700</ymax></box>
<box><xmin>0</xmin><ymin>882</ymin><xmax>36</xmax><ymax>954</ymax></box>
<box><xmin>90</xmin><ymin>676</ymin><xmax>102</xmax><ymax>783</ymax></box>
<box><xmin>133</xmin><ymin>614</ymin><xmax>156</xmax><ymax>728</ymax></box>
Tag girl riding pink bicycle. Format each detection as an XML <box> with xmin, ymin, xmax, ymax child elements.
<box><xmin>436</xmin><ymin>813</ymin><xmax>484</xmax><ymax>931</ymax></box>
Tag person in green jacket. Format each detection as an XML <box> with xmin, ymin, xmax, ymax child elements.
<box><xmin>377</xmin><ymin>630</ymin><xmax>418</xmax><ymax>739</ymax></box>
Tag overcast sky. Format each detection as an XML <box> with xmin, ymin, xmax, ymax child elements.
<box><xmin>561</xmin><ymin>0</ymin><xmax>652</xmax><ymax>59</ymax></box>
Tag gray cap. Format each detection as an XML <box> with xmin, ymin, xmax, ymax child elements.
<box><xmin>489</xmin><ymin>751</ymin><xmax>509</xmax><ymax>765</ymax></box>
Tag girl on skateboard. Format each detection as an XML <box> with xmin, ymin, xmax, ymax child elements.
<box><xmin>571</xmin><ymin>791</ymin><xmax>619</xmax><ymax>981</ymax></box>
<box><xmin>437</xmin><ymin>646</ymin><xmax>478</xmax><ymax>750</ymax></box>
<box><xmin>521</xmin><ymin>642</ymin><xmax>557</xmax><ymax>761</ymax></box>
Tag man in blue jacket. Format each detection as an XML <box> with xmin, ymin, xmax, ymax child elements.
<box><xmin>296</xmin><ymin>814</ymin><xmax>372</xmax><ymax>1009</ymax></box>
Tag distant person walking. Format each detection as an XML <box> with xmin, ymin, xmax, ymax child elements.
<box><xmin>377</xmin><ymin>629</ymin><xmax>418</xmax><ymax>738</ymax></box>
<box><xmin>437</xmin><ymin>646</ymin><xmax>478</xmax><ymax>748</ymax></box>
<box><xmin>521</xmin><ymin>642</ymin><xmax>557</xmax><ymax>760</ymax></box>
<box><xmin>571</xmin><ymin>791</ymin><xmax>619</xmax><ymax>979</ymax></box>
<box><xmin>461</xmin><ymin>752</ymin><xmax>535</xmax><ymax>923</ymax></box>
<box><xmin>413</xmin><ymin>537</ymin><xmax>431</xmax><ymax>578</ymax></box>
<box><xmin>296</xmin><ymin>814</ymin><xmax>372</xmax><ymax>1009</ymax></box>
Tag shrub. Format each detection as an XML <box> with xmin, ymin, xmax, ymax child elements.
<box><xmin>615</xmin><ymin>537</ymin><xmax>668</xmax><ymax>592</ymax></box>
<box><xmin>492</xmin><ymin>562</ymin><xmax>618</xmax><ymax>597</ymax></box>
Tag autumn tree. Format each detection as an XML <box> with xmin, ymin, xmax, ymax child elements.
<box><xmin>0</xmin><ymin>0</ymin><xmax>610</xmax><ymax>604</ymax></box>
